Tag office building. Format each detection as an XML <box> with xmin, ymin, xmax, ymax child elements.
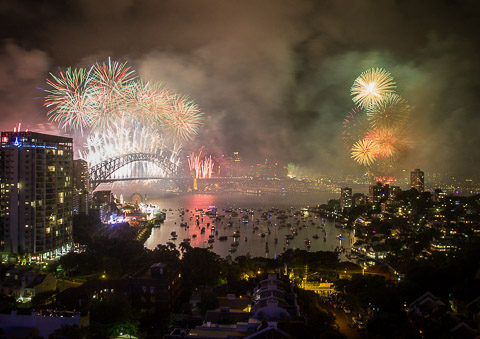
<box><xmin>0</xmin><ymin>131</ymin><xmax>73</xmax><ymax>260</ymax></box>
<box><xmin>410</xmin><ymin>168</ymin><xmax>425</xmax><ymax>193</ymax></box>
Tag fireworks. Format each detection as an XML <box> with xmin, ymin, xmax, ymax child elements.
<box><xmin>44</xmin><ymin>67</ymin><xmax>97</xmax><ymax>132</ymax></box>
<box><xmin>364</xmin><ymin>128</ymin><xmax>397</xmax><ymax>159</ymax></box>
<box><xmin>79</xmin><ymin>115</ymin><xmax>181</xmax><ymax>178</ymax></box>
<box><xmin>158</xmin><ymin>95</ymin><xmax>203</xmax><ymax>141</ymax></box>
<box><xmin>342</xmin><ymin>106</ymin><xmax>368</xmax><ymax>151</ymax></box>
<box><xmin>188</xmin><ymin>151</ymin><xmax>215</xmax><ymax>178</ymax></box>
<box><xmin>367</xmin><ymin>93</ymin><xmax>410</xmax><ymax>130</ymax></box>
<box><xmin>350</xmin><ymin>138</ymin><xmax>378</xmax><ymax>166</ymax></box>
<box><xmin>345</xmin><ymin>67</ymin><xmax>412</xmax><ymax>172</ymax></box>
<box><xmin>351</xmin><ymin>67</ymin><xmax>396</xmax><ymax>109</ymax></box>
<box><xmin>44</xmin><ymin>58</ymin><xmax>204</xmax><ymax>142</ymax></box>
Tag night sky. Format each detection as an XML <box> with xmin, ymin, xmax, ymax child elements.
<box><xmin>0</xmin><ymin>0</ymin><xmax>479</xmax><ymax>177</ymax></box>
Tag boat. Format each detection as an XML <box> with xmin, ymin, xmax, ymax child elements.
<box><xmin>207</xmin><ymin>244</ymin><xmax>213</xmax><ymax>249</ymax></box>
<box><xmin>312</xmin><ymin>234</ymin><xmax>319</xmax><ymax>239</ymax></box>
<box><xmin>231</xmin><ymin>242</ymin><xmax>239</xmax><ymax>247</ymax></box>
<box><xmin>244</xmin><ymin>237</ymin><xmax>248</xmax><ymax>242</ymax></box>
<box><xmin>259</xmin><ymin>232</ymin><xmax>266</xmax><ymax>238</ymax></box>
<box><xmin>192</xmin><ymin>234</ymin><xmax>197</xmax><ymax>238</ymax></box>
<box><xmin>219</xmin><ymin>236</ymin><xmax>228</xmax><ymax>241</ymax></box>
<box><xmin>229</xmin><ymin>248</ymin><xmax>237</xmax><ymax>253</ymax></box>
<box><xmin>208</xmin><ymin>238</ymin><xmax>214</xmax><ymax>243</ymax></box>
<box><xmin>170</xmin><ymin>231</ymin><xmax>177</xmax><ymax>236</ymax></box>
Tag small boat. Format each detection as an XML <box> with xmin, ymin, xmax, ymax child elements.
<box><xmin>259</xmin><ymin>232</ymin><xmax>266</xmax><ymax>238</ymax></box>
<box><xmin>192</xmin><ymin>234</ymin><xmax>197</xmax><ymax>238</ymax></box>
<box><xmin>312</xmin><ymin>234</ymin><xmax>319</xmax><ymax>239</ymax></box>
<box><xmin>229</xmin><ymin>248</ymin><xmax>237</xmax><ymax>253</ymax></box>
<box><xmin>219</xmin><ymin>236</ymin><xmax>228</xmax><ymax>241</ymax></box>
<box><xmin>170</xmin><ymin>231</ymin><xmax>177</xmax><ymax>236</ymax></box>
<box><xmin>244</xmin><ymin>236</ymin><xmax>248</xmax><ymax>242</ymax></box>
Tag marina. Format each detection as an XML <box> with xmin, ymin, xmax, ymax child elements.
<box><xmin>141</xmin><ymin>191</ymin><xmax>357</xmax><ymax>259</ymax></box>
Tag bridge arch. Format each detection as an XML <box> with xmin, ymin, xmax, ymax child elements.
<box><xmin>89</xmin><ymin>152</ymin><xmax>179</xmax><ymax>190</ymax></box>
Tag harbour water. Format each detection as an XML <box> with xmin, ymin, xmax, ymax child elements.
<box><xmin>127</xmin><ymin>190</ymin><xmax>360</xmax><ymax>259</ymax></box>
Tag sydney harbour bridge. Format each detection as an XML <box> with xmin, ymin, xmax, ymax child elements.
<box><xmin>87</xmin><ymin>151</ymin><xmax>235</xmax><ymax>192</ymax></box>
<box><xmin>88</xmin><ymin>151</ymin><xmax>185</xmax><ymax>191</ymax></box>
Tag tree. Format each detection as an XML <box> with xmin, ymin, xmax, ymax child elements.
<box><xmin>182</xmin><ymin>248</ymin><xmax>221</xmax><ymax>288</ymax></box>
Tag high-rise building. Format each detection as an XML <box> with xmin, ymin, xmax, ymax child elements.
<box><xmin>225</xmin><ymin>151</ymin><xmax>243</xmax><ymax>177</ymax></box>
<box><xmin>73</xmin><ymin>159</ymin><xmax>89</xmax><ymax>215</ymax></box>
<box><xmin>0</xmin><ymin>131</ymin><xmax>73</xmax><ymax>260</ymax></box>
<box><xmin>410</xmin><ymin>168</ymin><xmax>425</xmax><ymax>193</ymax></box>
<box><xmin>340</xmin><ymin>187</ymin><xmax>352</xmax><ymax>211</ymax></box>
<box><xmin>369</xmin><ymin>182</ymin><xmax>389</xmax><ymax>205</ymax></box>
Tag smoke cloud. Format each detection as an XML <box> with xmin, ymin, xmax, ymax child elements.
<box><xmin>0</xmin><ymin>0</ymin><xmax>479</xmax><ymax>176</ymax></box>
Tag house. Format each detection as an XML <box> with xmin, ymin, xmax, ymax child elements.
<box><xmin>251</xmin><ymin>274</ymin><xmax>298</xmax><ymax>321</ymax></box>
<box><xmin>0</xmin><ymin>268</ymin><xmax>56</xmax><ymax>300</ymax></box>
<box><xmin>129</xmin><ymin>262</ymin><xmax>181</xmax><ymax>316</ymax></box>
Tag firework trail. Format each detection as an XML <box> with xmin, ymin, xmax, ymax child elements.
<box><xmin>351</xmin><ymin>67</ymin><xmax>396</xmax><ymax>109</ymax></box>
<box><xmin>188</xmin><ymin>151</ymin><xmax>215</xmax><ymax>178</ymax></box>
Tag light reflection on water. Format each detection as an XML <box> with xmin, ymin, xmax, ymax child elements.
<box><xmin>139</xmin><ymin>192</ymin><xmax>357</xmax><ymax>259</ymax></box>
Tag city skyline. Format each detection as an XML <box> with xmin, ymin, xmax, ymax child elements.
<box><xmin>0</xmin><ymin>0</ymin><xmax>479</xmax><ymax>177</ymax></box>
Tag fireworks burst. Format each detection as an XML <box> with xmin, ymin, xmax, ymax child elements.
<box><xmin>351</xmin><ymin>138</ymin><xmax>378</xmax><ymax>166</ymax></box>
<box><xmin>351</xmin><ymin>67</ymin><xmax>396</xmax><ymax>109</ymax></box>
<box><xmin>89</xmin><ymin>58</ymin><xmax>137</xmax><ymax>129</ymax></box>
<box><xmin>342</xmin><ymin>106</ymin><xmax>368</xmax><ymax>151</ymax></box>
<box><xmin>44</xmin><ymin>67</ymin><xmax>97</xmax><ymax>132</ymax></box>
<box><xmin>44</xmin><ymin>58</ymin><xmax>204</xmax><ymax>142</ymax></box>
<box><xmin>366</xmin><ymin>93</ymin><xmax>410</xmax><ymax>130</ymax></box>
<box><xmin>79</xmin><ymin>115</ymin><xmax>181</xmax><ymax>178</ymax></box>
<box><xmin>158</xmin><ymin>95</ymin><xmax>203</xmax><ymax>142</ymax></box>
<box><xmin>345</xmin><ymin>67</ymin><xmax>413</xmax><ymax>176</ymax></box>
<box><xmin>188</xmin><ymin>150</ymin><xmax>214</xmax><ymax>178</ymax></box>
<box><xmin>364</xmin><ymin>128</ymin><xmax>397</xmax><ymax>159</ymax></box>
